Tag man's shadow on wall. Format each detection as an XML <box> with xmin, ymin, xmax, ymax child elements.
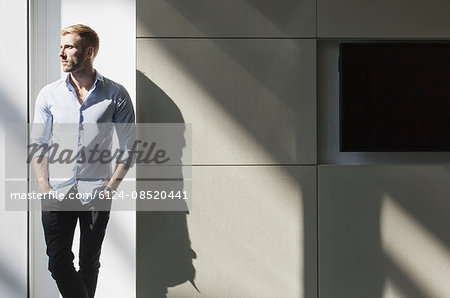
<box><xmin>136</xmin><ymin>70</ymin><xmax>197</xmax><ymax>298</ymax></box>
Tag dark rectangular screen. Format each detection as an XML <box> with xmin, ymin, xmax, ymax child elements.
<box><xmin>340</xmin><ymin>42</ymin><xmax>450</xmax><ymax>152</ymax></box>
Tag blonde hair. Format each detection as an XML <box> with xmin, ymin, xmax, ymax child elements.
<box><xmin>61</xmin><ymin>24</ymin><xmax>100</xmax><ymax>57</ymax></box>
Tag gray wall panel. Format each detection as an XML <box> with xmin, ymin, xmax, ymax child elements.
<box><xmin>137</xmin><ymin>165</ymin><xmax>316</xmax><ymax>298</ymax></box>
<box><xmin>319</xmin><ymin>165</ymin><xmax>450</xmax><ymax>298</ymax></box>
<box><xmin>137</xmin><ymin>39</ymin><xmax>316</xmax><ymax>164</ymax></box>
<box><xmin>137</xmin><ymin>0</ymin><xmax>316</xmax><ymax>38</ymax></box>
<box><xmin>318</xmin><ymin>0</ymin><xmax>450</xmax><ymax>38</ymax></box>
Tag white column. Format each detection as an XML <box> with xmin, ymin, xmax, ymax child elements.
<box><xmin>29</xmin><ymin>0</ymin><xmax>136</xmax><ymax>297</ymax></box>
<box><xmin>0</xmin><ymin>0</ymin><xmax>28</xmax><ymax>297</ymax></box>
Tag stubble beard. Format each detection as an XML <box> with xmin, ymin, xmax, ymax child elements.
<box><xmin>61</xmin><ymin>58</ymin><xmax>80</xmax><ymax>73</ymax></box>
<box><xmin>61</xmin><ymin>50</ymin><xmax>86</xmax><ymax>73</ymax></box>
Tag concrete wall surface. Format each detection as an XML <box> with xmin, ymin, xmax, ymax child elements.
<box><xmin>136</xmin><ymin>0</ymin><xmax>450</xmax><ymax>297</ymax></box>
<box><xmin>319</xmin><ymin>165</ymin><xmax>450</xmax><ymax>298</ymax></box>
<box><xmin>2</xmin><ymin>0</ymin><xmax>450</xmax><ymax>297</ymax></box>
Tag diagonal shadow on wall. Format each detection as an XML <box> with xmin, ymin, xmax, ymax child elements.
<box><xmin>137</xmin><ymin>2</ymin><xmax>317</xmax><ymax>297</ymax></box>
<box><xmin>136</xmin><ymin>71</ymin><xmax>197</xmax><ymax>297</ymax></box>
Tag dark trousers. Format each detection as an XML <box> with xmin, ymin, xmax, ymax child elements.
<box><xmin>41</xmin><ymin>188</ymin><xmax>110</xmax><ymax>298</ymax></box>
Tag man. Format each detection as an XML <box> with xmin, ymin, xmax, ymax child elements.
<box><xmin>31</xmin><ymin>24</ymin><xmax>135</xmax><ymax>298</ymax></box>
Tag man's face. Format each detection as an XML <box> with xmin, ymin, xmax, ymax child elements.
<box><xmin>59</xmin><ymin>33</ymin><xmax>89</xmax><ymax>73</ymax></box>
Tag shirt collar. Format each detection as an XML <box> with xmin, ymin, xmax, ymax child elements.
<box><xmin>95</xmin><ymin>70</ymin><xmax>104</xmax><ymax>82</ymax></box>
<box><xmin>65</xmin><ymin>69</ymin><xmax>103</xmax><ymax>92</ymax></box>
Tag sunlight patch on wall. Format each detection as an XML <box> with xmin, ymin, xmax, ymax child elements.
<box><xmin>180</xmin><ymin>166</ymin><xmax>306</xmax><ymax>297</ymax></box>
<box><xmin>381</xmin><ymin>193</ymin><xmax>450</xmax><ymax>298</ymax></box>
<box><xmin>137</xmin><ymin>36</ymin><xmax>312</xmax><ymax>164</ymax></box>
<box><xmin>137</xmin><ymin>0</ymin><xmax>289</xmax><ymax>38</ymax></box>
<box><xmin>383</xmin><ymin>277</ymin><xmax>408</xmax><ymax>298</ymax></box>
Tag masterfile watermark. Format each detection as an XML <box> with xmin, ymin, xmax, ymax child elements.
<box><xmin>3</xmin><ymin>123</ymin><xmax>192</xmax><ymax>211</ymax></box>
<box><xmin>27</xmin><ymin>140</ymin><xmax>171</xmax><ymax>165</ymax></box>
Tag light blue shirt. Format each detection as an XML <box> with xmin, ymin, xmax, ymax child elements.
<box><xmin>32</xmin><ymin>71</ymin><xmax>135</xmax><ymax>203</ymax></box>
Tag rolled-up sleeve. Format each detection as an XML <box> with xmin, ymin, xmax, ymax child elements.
<box><xmin>113</xmin><ymin>87</ymin><xmax>136</xmax><ymax>166</ymax></box>
<box><xmin>30</xmin><ymin>88</ymin><xmax>53</xmax><ymax>159</ymax></box>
